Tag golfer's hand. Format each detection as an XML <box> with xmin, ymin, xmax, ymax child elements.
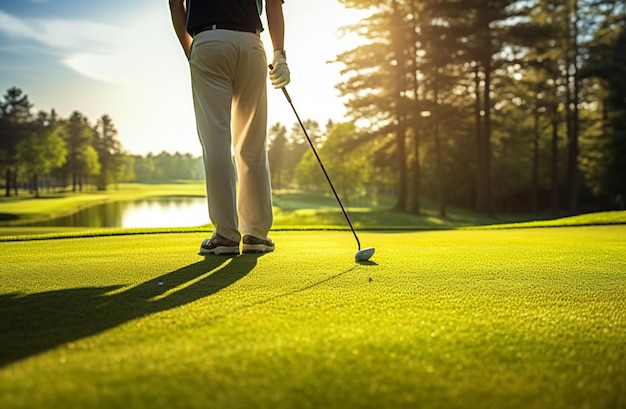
<box><xmin>270</xmin><ymin>50</ymin><xmax>290</xmax><ymax>88</ymax></box>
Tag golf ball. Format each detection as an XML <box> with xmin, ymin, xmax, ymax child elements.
<box><xmin>158</xmin><ymin>281</ymin><xmax>164</xmax><ymax>287</ymax></box>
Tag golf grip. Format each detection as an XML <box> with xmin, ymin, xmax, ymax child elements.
<box><xmin>269</xmin><ymin>64</ymin><xmax>362</xmax><ymax>250</ymax></box>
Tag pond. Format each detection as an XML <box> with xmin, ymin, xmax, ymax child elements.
<box><xmin>30</xmin><ymin>197</ymin><xmax>210</xmax><ymax>228</ymax></box>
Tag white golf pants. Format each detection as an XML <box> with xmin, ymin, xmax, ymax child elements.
<box><xmin>189</xmin><ymin>29</ymin><xmax>273</xmax><ymax>243</ymax></box>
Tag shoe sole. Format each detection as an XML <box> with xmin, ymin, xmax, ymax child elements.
<box><xmin>242</xmin><ymin>244</ymin><xmax>275</xmax><ymax>254</ymax></box>
<box><xmin>199</xmin><ymin>246</ymin><xmax>240</xmax><ymax>256</ymax></box>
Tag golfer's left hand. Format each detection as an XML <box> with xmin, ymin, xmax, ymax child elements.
<box><xmin>270</xmin><ymin>50</ymin><xmax>290</xmax><ymax>88</ymax></box>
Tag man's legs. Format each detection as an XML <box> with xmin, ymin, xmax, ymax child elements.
<box><xmin>189</xmin><ymin>31</ymin><xmax>240</xmax><ymax>244</ymax></box>
<box><xmin>231</xmin><ymin>32</ymin><xmax>273</xmax><ymax>241</ymax></box>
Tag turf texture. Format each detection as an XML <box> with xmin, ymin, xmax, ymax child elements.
<box><xmin>0</xmin><ymin>227</ymin><xmax>625</xmax><ymax>408</ymax></box>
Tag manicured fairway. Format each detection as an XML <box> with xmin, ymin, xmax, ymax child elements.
<box><xmin>1</xmin><ymin>227</ymin><xmax>625</xmax><ymax>408</ymax></box>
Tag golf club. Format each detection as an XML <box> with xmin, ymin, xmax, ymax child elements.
<box><xmin>270</xmin><ymin>67</ymin><xmax>375</xmax><ymax>262</ymax></box>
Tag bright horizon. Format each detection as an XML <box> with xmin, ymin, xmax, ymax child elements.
<box><xmin>0</xmin><ymin>0</ymin><xmax>369</xmax><ymax>156</ymax></box>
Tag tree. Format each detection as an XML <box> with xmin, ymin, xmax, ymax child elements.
<box><xmin>336</xmin><ymin>0</ymin><xmax>529</xmax><ymax>214</ymax></box>
<box><xmin>94</xmin><ymin>114</ymin><xmax>123</xmax><ymax>190</ymax></box>
<box><xmin>501</xmin><ymin>0</ymin><xmax>620</xmax><ymax>214</ymax></box>
<box><xmin>292</xmin><ymin>120</ymin><xmax>323</xmax><ymax>158</ymax></box>
<box><xmin>130</xmin><ymin>151</ymin><xmax>203</xmax><ymax>182</ymax></box>
<box><xmin>295</xmin><ymin>122</ymin><xmax>370</xmax><ymax>202</ymax></box>
<box><xmin>16</xmin><ymin>128</ymin><xmax>67</xmax><ymax>197</ymax></box>
<box><xmin>413</xmin><ymin>0</ymin><xmax>474</xmax><ymax>216</ymax></box>
<box><xmin>561</xmin><ymin>0</ymin><xmax>583</xmax><ymax>214</ymax></box>
<box><xmin>133</xmin><ymin>154</ymin><xmax>158</xmax><ymax>181</ymax></box>
<box><xmin>267</xmin><ymin>120</ymin><xmax>328</xmax><ymax>189</ymax></box>
<box><xmin>268</xmin><ymin>122</ymin><xmax>288</xmax><ymax>189</ymax></box>
<box><xmin>335</xmin><ymin>0</ymin><xmax>418</xmax><ymax>211</ymax></box>
<box><xmin>62</xmin><ymin>111</ymin><xmax>96</xmax><ymax>191</ymax></box>
<box><xmin>115</xmin><ymin>155</ymin><xmax>136</xmax><ymax>186</ymax></box>
<box><xmin>0</xmin><ymin>87</ymin><xmax>34</xmax><ymax>196</ymax></box>
<box><xmin>445</xmin><ymin>0</ymin><xmax>530</xmax><ymax>215</ymax></box>
<box><xmin>83</xmin><ymin>145</ymin><xmax>101</xmax><ymax>187</ymax></box>
<box><xmin>506</xmin><ymin>2</ymin><xmax>568</xmax><ymax>214</ymax></box>
<box><xmin>582</xmin><ymin>13</ymin><xmax>626</xmax><ymax>207</ymax></box>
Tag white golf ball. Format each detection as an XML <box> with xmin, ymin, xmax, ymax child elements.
<box><xmin>158</xmin><ymin>281</ymin><xmax>164</xmax><ymax>287</ymax></box>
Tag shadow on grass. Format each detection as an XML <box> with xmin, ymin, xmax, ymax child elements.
<box><xmin>224</xmin><ymin>265</ymin><xmax>361</xmax><ymax>316</ymax></box>
<box><xmin>0</xmin><ymin>213</ymin><xmax>18</xmax><ymax>222</ymax></box>
<box><xmin>0</xmin><ymin>254</ymin><xmax>264</xmax><ymax>368</ymax></box>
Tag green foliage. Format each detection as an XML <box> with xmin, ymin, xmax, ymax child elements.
<box><xmin>268</xmin><ymin>122</ymin><xmax>289</xmax><ymax>188</ymax></box>
<box><xmin>16</xmin><ymin>129</ymin><xmax>67</xmax><ymax>196</ymax></box>
<box><xmin>583</xmin><ymin>25</ymin><xmax>626</xmax><ymax>205</ymax></box>
<box><xmin>294</xmin><ymin>123</ymin><xmax>371</xmax><ymax>204</ymax></box>
<box><xmin>94</xmin><ymin>115</ymin><xmax>123</xmax><ymax>191</ymax></box>
<box><xmin>332</xmin><ymin>0</ymin><xmax>623</xmax><ymax>214</ymax></box>
<box><xmin>61</xmin><ymin>111</ymin><xmax>96</xmax><ymax>191</ymax></box>
<box><xmin>132</xmin><ymin>152</ymin><xmax>203</xmax><ymax>182</ymax></box>
<box><xmin>18</xmin><ymin>130</ymin><xmax>67</xmax><ymax>177</ymax></box>
<box><xmin>116</xmin><ymin>155</ymin><xmax>136</xmax><ymax>184</ymax></box>
<box><xmin>268</xmin><ymin>120</ymin><xmax>329</xmax><ymax>190</ymax></box>
<box><xmin>0</xmin><ymin>87</ymin><xmax>34</xmax><ymax>196</ymax></box>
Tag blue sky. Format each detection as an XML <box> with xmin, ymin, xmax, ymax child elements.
<box><xmin>0</xmin><ymin>0</ymin><xmax>123</xmax><ymax>17</ymax></box>
<box><xmin>0</xmin><ymin>1</ymin><xmax>367</xmax><ymax>155</ymax></box>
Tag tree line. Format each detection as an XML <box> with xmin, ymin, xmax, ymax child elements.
<box><xmin>0</xmin><ymin>87</ymin><xmax>204</xmax><ymax>196</ymax></box>
<box><xmin>315</xmin><ymin>0</ymin><xmax>625</xmax><ymax>215</ymax></box>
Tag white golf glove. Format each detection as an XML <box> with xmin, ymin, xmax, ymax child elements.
<box><xmin>270</xmin><ymin>50</ymin><xmax>290</xmax><ymax>88</ymax></box>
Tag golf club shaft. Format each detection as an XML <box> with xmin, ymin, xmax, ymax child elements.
<box><xmin>277</xmin><ymin>84</ymin><xmax>362</xmax><ymax>251</ymax></box>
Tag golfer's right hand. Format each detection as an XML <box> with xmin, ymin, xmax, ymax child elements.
<box><xmin>270</xmin><ymin>50</ymin><xmax>290</xmax><ymax>88</ymax></box>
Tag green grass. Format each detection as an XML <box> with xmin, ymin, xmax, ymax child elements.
<box><xmin>271</xmin><ymin>191</ymin><xmax>537</xmax><ymax>230</ymax></box>
<box><xmin>464</xmin><ymin>210</ymin><xmax>626</xmax><ymax>229</ymax></box>
<box><xmin>1</xmin><ymin>225</ymin><xmax>625</xmax><ymax>408</ymax></box>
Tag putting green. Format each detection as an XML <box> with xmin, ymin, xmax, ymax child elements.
<box><xmin>1</xmin><ymin>227</ymin><xmax>625</xmax><ymax>408</ymax></box>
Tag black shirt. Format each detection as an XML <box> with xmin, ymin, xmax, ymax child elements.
<box><xmin>186</xmin><ymin>0</ymin><xmax>264</xmax><ymax>35</ymax></box>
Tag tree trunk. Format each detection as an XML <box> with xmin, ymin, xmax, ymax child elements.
<box><xmin>532</xmin><ymin>108</ymin><xmax>540</xmax><ymax>214</ymax></box>
<box><xmin>12</xmin><ymin>170</ymin><xmax>18</xmax><ymax>196</ymax></box>
<box><xmin>410</xmin><ymin>127</ymin><xmax>421</xmax><ymax>214</ymax></box>
<box><xmin>394</xmin><ymin>120</ymin><xmax>408</xmax><ymax>211</ymax></box>
<box><xmin>409</xmin><ymin>0</ymin><xmax>421</xmax><ymax>215</ymax></box>
<box><xmin>72</xmin><ymin>159</ymin><xmax>78</xmax><ymax>192</ymax></box>
<box><xmin>565</xmin><ymin>0</ymin><xmax>580</xmax><ymax>215</ymax></box>
<box><xmin>481</xmin><ymin>58</ymin><xmax>493</xmax><ymax>215</ymax></box>
<box><xmin>33</xmin><ymin>175</ymin><xmax>39</xmax><ymax>198</ymax></box>
<box><xmin>475</xmin><ymin>60</ymin><xmax>493</xmax><ymax>216</ymax></box>
<box><xmin>474</xmin><ymin>64</ymin><xmax>484</xmax><ymax>212</ymax></box>
<box><xmin>391</xmin><ymin>0</ymin><xmax>408</xmax><ymax>212</ymax></box>
<box><xmin>5</xmin><ymin>169</ymin><xmax>11</xmax><ymax>197</ymax></box>
<box><xmin>550</xmin><ymin>115</ymin><xmax>559</xmax><ymax>215</ymax></box>
<box><xmin>433</xmin><ymin>67</ymin><xmax>446</xmax><ymax>217</ymax></box>
<box><xmin>434</xmin><ymin>122</ymin><xmax>446</xmax><ymax>217</ymax></box>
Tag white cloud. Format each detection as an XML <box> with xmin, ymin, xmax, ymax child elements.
<box><xmin>0</xmin><ymin>10</ymin><xmax>119</xmax><ymax>50</ymax></box>
<box><xmin>0</xmin><ymin>8</ymin><xmax>181</xmax><ymax>85</ymax></box>
<box><xmin>36</xmin><ymin>19</ymin><xmax>119</xmax><ymax>52</ymax></box>
<box><xmin>0</xmin><ymin>10</ymin><xmax>36</xmax><ymax>40</ymax></box>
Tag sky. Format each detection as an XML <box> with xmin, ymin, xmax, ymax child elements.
<box><xmin>0</xmin><ymin>0</ymin><xmax>369</xmax><ymax>156</ymax></box>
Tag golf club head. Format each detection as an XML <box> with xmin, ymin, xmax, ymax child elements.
<box><xmin>355</xmin><ymin>247</ymin><xmax>375</xmax><ymax>262</ymax></box>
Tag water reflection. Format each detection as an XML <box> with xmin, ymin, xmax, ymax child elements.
<box><xmin>31</xmin><ymin>197</ymin><xmax>210</xmax><ymax>228</ymax></box>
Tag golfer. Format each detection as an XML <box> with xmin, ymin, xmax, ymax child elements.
<box><xmin>169</xmin><ymin>0</ymin><xmax>290</xmax><ymax>255</ymax></box>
